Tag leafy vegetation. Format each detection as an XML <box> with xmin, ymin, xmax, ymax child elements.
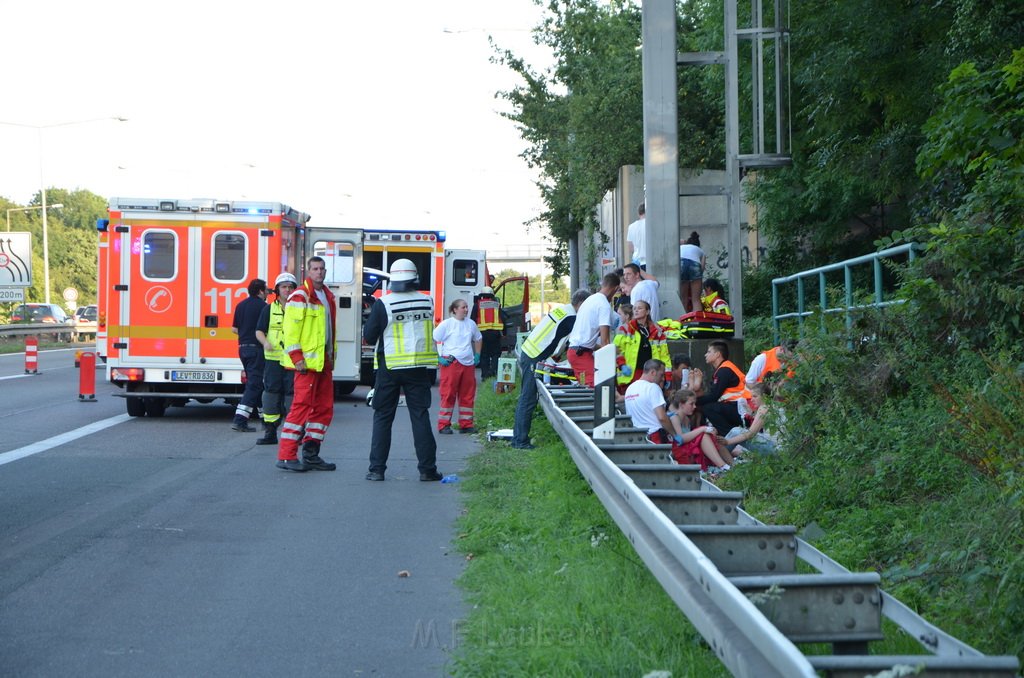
<box><xmin>494</xmin><ymin>1</ymin><xmax>1024</xmax><ymax>663</ymax></box>
<box><xmin>0</xmin><ymin>189</ymin><xmax>107</xmax><ymax>321</ymax></box>
<box><xmin>718</xmin><ymin>48</ymin><xmax>1024</xmax><ymax>662</ymax></box>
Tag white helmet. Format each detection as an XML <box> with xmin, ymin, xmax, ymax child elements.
<box><xmin>389</xmin><ymin>258</ymin><xmax>418</xmax><ymax>283</ymax></box>
<box><xmin>482</xmin><ymin>286</ymin><xmax>494</xmax><ymax>295</ymax></box>
<box><xmin>274</xmin><ymin>272</ymin><xmax>298</xmax><ymax>287</ymax></box>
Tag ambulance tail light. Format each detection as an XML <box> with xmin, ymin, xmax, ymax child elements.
<box><xmin>111</xmin><ymin>367</ymin><xmax>145</xmax><ymax>382</ymax></box>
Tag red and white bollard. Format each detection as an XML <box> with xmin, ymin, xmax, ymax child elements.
<box><xmin>78</xmin><ymin>351</ymin><xmax>97</xmax><ymax>402</ymax></box>
<box><xmin>24</xmin><ymin>336</ymin><xmax>39</xmax><ymax>374</ymax></box>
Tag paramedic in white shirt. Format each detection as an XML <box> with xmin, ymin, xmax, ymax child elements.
<box><xmin>621</xmin><ymin>263</ymin><xmax>661</xmax><ymax>322</ymax></box>
<box><xmin>623</xmin><ymin>359</ymin><xmax>676</xmax><ymax>443</ymax></box>
<box><xmin>566</xmin><ymin>272</ymin><xmax>620</xmax><ymax>387</ymax></box>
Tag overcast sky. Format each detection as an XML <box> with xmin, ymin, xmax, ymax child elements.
<box><xmin>0</xmin><ymin>0</ymin><xmax>553</xmax><ymax>250</ymax></box>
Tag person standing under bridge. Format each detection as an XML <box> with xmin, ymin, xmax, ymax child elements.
<box><xmin>471</xmin><ymin>286</ymin><xmax>503</xmax><ymax>380</ymax></box>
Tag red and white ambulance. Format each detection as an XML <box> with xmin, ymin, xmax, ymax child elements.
<box><xmin>97</xmin><ymin>198</ymin><xmax>311</xmax><ymax>416</ymax></box>
<box><xmin>97</xmin><ymin>199</ymin><xmax>529</xmax><ymax>415</ymax></box>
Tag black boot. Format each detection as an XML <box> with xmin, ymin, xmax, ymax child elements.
<box><xmin>301</xmin><ymin>440</ymin><xmax>336</xmax><ymax>471</ymax></box>
<box><xmin>256</xmin><ymin>421</ymin><xmax>278</xmax><ymax>445</ymax></box>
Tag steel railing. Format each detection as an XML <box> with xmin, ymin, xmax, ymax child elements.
<box><xmin>537</xmin><ymin>381</ymin><xmax>1020</xmax><ymax>678</ymax></box>
<box><xmin>771</xmin><ymin>243</ymin><xmax>923</xmax><ymax>343</ymax></box>
<box><xmin>0</xmin><ymin>322</ymin><xmax>76</xmax><ymax>340</ymax></box>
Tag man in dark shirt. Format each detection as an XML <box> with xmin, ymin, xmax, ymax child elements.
<box><xmin>230</xmin><ymin>278</ymin><xmax>267</xmax><ymax>431</ymax></box>
<box><xmin>696</xmin><ymin>340</ymin><xmax>748</xmax><ymax>434</ymax></box>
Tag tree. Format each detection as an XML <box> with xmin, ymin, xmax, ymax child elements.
<box><xmin>494</xmin><ymin>0</ymin><xmax>720</xmax><ymax>277</ymax></box>
<box><xmin>2</xmin><ymin>189</ymin><xmax>107</xmax><ymax>307</ymax></box>
<box><xmin>889</xmin><ymin>48</ymin><xmax>1024</xmax><ymax>354</ymax></box>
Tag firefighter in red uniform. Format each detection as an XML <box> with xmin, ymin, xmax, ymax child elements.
<box><xmin>471</xmin><ymin>286</ymin><xmax>504</xmax><ymax>379</ymax></box>
<box><xmin>275</xmin><ymin>256</ymin><xmax>338</xmax><ymax>472</ymax></box>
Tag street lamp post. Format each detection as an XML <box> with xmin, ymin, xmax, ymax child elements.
<box><xmin>0</xmin><ymin>117</ymin><xmax>126</xmax><ymax>303</ymax></box>
<box><xmin>5</xmin><ymin>203</ymin><xmax>63</xmax><ymax>231</ymax></box>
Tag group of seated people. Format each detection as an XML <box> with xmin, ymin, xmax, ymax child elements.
<box><xmin>620</xmin><ymin>338</ymin><xmax>794</xmax><ymax>474</ymax></box>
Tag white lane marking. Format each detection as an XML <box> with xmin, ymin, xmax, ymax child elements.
<box><xmin>0</xmin><ymin>414</ymin><xmax>132</xmax><ymax>467</ymax></box>
<box><xmin>0</xmin><ymin>374</ymin><xmax>31</xmax><ymax>381</ymax></box>
<box><xmin>0</xmin><ymin>347</ymin><xmax>81</xmax><ymax>358</ymax></box>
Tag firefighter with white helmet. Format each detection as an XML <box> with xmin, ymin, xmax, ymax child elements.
<box><xmin>363</xmin><ymin>258</ymin><xmax>443</xmax><ymax>481</ymax></box>
<box><xmin>254</xmin><ymin>271</ymin><xmax>298</xmax><ymax>445</ymax></box>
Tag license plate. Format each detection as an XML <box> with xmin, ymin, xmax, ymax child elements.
<box><xmin>171</xmin><ymin>370</ymin><xmax>216</xmax><ymax>382</ymax></box>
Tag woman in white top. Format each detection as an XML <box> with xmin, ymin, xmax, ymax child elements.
<box><xmin>678</xmin><ymin>231</ymin><xmax>706</xmax><ymax>314</ymax></box>
<box><xmin>432</xmin><ymin>299</ymin><xmax>482</xmax><ymax>434</ymax></box>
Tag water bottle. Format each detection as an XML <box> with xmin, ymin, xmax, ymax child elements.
<box><xmin>441</xmin><ymin>474</ymin><xmax>460</xmax><ymax>484</ymax></box>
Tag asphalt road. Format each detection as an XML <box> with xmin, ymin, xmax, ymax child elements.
<box><xmin>0</xmin><ymin>348</ymin><xmax>471</xmax><ymax>677</ymax></box>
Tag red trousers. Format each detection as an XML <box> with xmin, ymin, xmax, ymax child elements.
<box><xmin>568</xmin><ymin>349</ymin><xmax>596</xmax><ymax>387</ymax></box>
<box><xmin>438</xmin><ymin>361</ymin><xmax>476</xmax><ymax>430</ymax></box>
<box><xmin>278</xmin><ymin>367</ymin><xmax>334</xmax><ymax>460</ymax></box>
<box><xmin>650</xmin><ymin>429</ymin><xmax>712</xmax><ymax>470</ymax></box>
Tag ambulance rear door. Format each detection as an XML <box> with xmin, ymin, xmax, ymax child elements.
<box><xmin>116</xmin><ymin>210</ymin><xmax>267</xmax><ymax>370</ymax></box>
<box><xmin>115</xmin><ymin>217</ymin><xmax>192</xmax><ymax>366</ymax></box>
<box><xmin>194</xmin><ymin>216</ymin><xmax>269</xmax><ymax>367</ymax></box>
<box><xmin>307</xmin><ymin>228</ymin><xmax>363</xmax><ymax>382</ymax></box>
<box><xmin>444</xmin><ymin>249</ymin><xmax>486</xmax><ymax>315</ymax></box>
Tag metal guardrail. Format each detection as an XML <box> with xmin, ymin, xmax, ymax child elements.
<box><xmin>537</xmin><ymin>382</ymin><xmax>1021</xmax><ymax>678</ymax></box>
<box><xmin>771</xmin><ymin>243</ymin><xmax>923</xmax><ymax>343</ymax></box>
<box><xmin>0</xmin><ymin>322</ymin><xmax>76</xmax><ymax>340</ymax></box>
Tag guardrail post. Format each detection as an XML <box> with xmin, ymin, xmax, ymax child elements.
<box><xmin>772</xmin><ymin>283</ymin><xmax>780</xmax><ymax>344</ymax></box>
<box><xmin>25</xmin><ymin>336</ymin><xmax>39</xmax><ymax>374</ymax></box>
<box><xmin>796</xmin><ymin>277</ymin><xmax>805</xmax><ymax>338</ymax></box>
<box><xmin>78</xmin><ymin>351</ymin><xmax>97</xmax><ymax>402</ymax></box>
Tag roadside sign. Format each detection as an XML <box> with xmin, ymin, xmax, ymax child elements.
<box><xmin>0</xmin><ymin>232</ymin><xmax>32</xmax><ymax>288</ymax></box>
<box><xmin>63</xmin><ymin>287</ymin><xmax>79</xmax><ymax>302</ymax></box>
<box><xmin>0</xmin><ymin>287</ymin><xmax>26</xmax><ymax>303</ymax></box>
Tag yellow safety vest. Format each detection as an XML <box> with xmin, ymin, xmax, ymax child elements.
<box><xmin>280</xmin><ymin>282</ymin><xmax>334</xmax><ymax>372</ymax></box>
<box><xmin>613</xmin><ymin>322</ymin><xmax>670</xmax><ymax>386</ymax></box>
<box><xmin>477</xmin><ymin>298</ymin><xmax>503</xmax><ymax>332</ymax></box>
<box><xmin>378</xmin><ymin>292</ymin><xmax>438</xmax><ymax>370</ymax></box>
<box><xmin>701</xmin><ymin>292</ymin><xmax>732</xmax><ymax>316</ymax></box>
<box><xmin>523</xmin><ymin>304</ymin><xmax>575</xmax><ymax>359</ymax></box>
<box><xmin>263</xmin><ymin>301</ymin><xmax>286</xmax><ymax>362</ymax></box>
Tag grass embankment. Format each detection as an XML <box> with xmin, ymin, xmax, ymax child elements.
<box><xmin>0</xmin><ymin>338</ymin><xmax>76</xmax><ymax>354</ymax></box>
<box><xmin>451</xmin><ymin>383</ymin><xmax>729</xmax><ymax>677</ymax></box>
<box><xmin>717</xmin><ymin>317</ymin><xmax>1024</xmax><ymax>663</ymax></box>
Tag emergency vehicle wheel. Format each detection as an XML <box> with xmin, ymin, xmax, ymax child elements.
<box><xmin>126</xmin><ymin>398</ymin><xmax>145</xmax><ymax>417</ymax></box>
<box><xmin>333</xmin><ymin>382</ymin><xmax>357</xmax><ymax>398</ymax></box>
<box><xmin>144</xmin><ymin>397</ymin><xmax>166</xmax><ymax>418</ymax></box>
